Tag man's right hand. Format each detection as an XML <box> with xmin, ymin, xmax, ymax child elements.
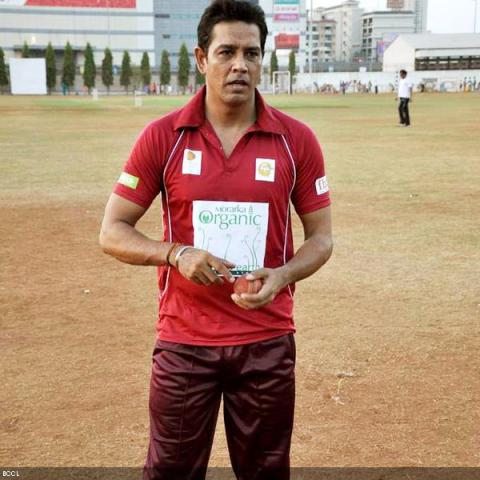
<box><xmin>176</xmin><ymin>247</ymin><xmax>235</xmax><ymax>286</ymax></box>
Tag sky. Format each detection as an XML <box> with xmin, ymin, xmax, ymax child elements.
<box><xmin>312</xmin><ymin>0</ymin><xmax>480</xmax><ymax>34</ymax></box>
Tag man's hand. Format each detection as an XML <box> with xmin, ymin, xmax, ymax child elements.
<box><xmin>176</xmin><ymin>248</ymin><xmax>235</xmax><ymax>286</ymax></box>
<box><xmin>231</xmin><ymin>207</ymin><xmax>333</xmax><ymax>309</ymax></box>
<box><xmin>231</xmin><ymin>267</ymin><xmax>289</xmax><ymax>310</ymax></box>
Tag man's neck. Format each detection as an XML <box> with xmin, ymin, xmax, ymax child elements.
<box><xmin>204</xmin><ymin>91</ymin><xmax>256</xmax><ymax>131</ymax></box>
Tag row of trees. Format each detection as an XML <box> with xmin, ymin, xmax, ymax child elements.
<box><xmin>68</xmin><ymin>41</ymin><xmax>196</xmax><ymax>95</ymax></box>
<box><xmin>270</xmin><ymin>49</ymin><xmax>297</xmax><ymax>83</ymax></box>
<box><xmin>0</xmin><ymin>49</ymin><xmax>8</xmax><ymax>91</ymax></box>
<box><xmin>3</xmin><ymin>41</ymin><xmax>199</xmax><ymax>94</ymax></box>
<box><xmin>0</xmin><ymin>42</ymin><xmax>296</xmax><ymax>95</ymax></box>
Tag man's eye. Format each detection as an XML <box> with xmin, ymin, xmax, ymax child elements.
<box><xmin>220</xmin><ymin>50</ymin><xmax>233</xmax><ymax>56</ymax></box>
<box><xmin>246</xmin><ymin>51</ymin><xmax>260</xmax><ymax>59</ymax></box>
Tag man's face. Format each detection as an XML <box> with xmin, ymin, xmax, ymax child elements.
<box><xmin>195</xmin><ymin>21</ymin><xmax>263</xmax><ymax>107</ymax></box>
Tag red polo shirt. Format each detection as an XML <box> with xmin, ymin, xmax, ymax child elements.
<box><xmin>113</xmin><ymin>87</ymin><xmax>330</xmax><ymax>346</ymax></box>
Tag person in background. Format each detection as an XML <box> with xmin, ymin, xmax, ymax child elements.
<box><xmin>396</xmin><ymin>69</ymin><xmax>413</xmax><ymax>127</ymax></box>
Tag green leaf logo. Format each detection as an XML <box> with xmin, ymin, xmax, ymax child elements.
<box><xmin>199</xmin><ymin>210</ymin><xmax>213</xmax><ymax>224</ymax></box>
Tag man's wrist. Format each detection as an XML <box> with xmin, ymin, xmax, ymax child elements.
<box><xmin>173</xmin><ymin>246</ymin><xmax>191</xmax><ymax>268</ymax></box>
<box><xmin>165</xmin><ymin>242</ymin><xmax>180</xmax><ymax>266</ymax></box>
<box><xmin>276</xmin><ymin>265</ymin><xmax>293</xmax><ymax>289</ymax></box>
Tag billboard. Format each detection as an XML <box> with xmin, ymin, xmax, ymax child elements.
<box><xmin>0</xmin><ymin>0</ymin><xmax>136</xmax><ymax>7</ymax></box>
<box><xmin>273</xmin><ymin>0</ymin><xmax>300</xmax><ymax>22</ymax></box>
<box><xmin>275</xmin><ymin>33</ymin><xmax>300</xmax><ymax>50</ymax></box>
<box><xmin>273</xmin><ymin>3</ymin><xmax>299</xmax><ymax>21</ymax></box>
<box><xmin>387</xmin><ymin>0</ymin><xmax>405</xmax><ymax>8</ymax></box>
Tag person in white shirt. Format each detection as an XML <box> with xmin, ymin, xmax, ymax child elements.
<box><xmin>396</xmin><ymin>69</ymin><xmax>413</xmax><ymax>127</ymax></box>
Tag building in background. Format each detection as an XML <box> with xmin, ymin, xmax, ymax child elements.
<box><xmin>0</xmin><ymin>0</ymin><xmax>306</xmax><ymax>80</ymax></box>
<box><xmin>259</xmin><ymin>0</ymin><xmax>308</xmax><ymax>72</ymax></box>
<box><xmin>361</xmin><ymin>10</ymin><xmax>415</xmax><ymax>62</ymax></box>
<box><xmin>383</xmin><ymin>33</ymin><xmax>480</xmax><ymax>72</ymax></box>
<box><xmin>155</xmin><ymin>0</ymin><xmax>306</xmax><ymax>75</ymax></box>
<box><xmin>385</xmin><ymin>0</ymin><xmax>428</xmax><ymax>32</ymax></box>
<box><xmin>0</xmin><ymin>0</ymin><xmax>155</xmax><ymax>67</ymax></box>
<box><xmin>413</xmin><ymin>0</ymin><xmax>428</xmax><ymax>34</ymax></box>
<box><xmin>312</xmin><ymin>1</ymin><xmax>363</xmax><ymax>63</ymax></box>
<box><xmin>317</xmin><ymin>16</ymin><xmax>336</xmax><ymax>63</ymax></box>
<box><xmin>153</xmin><ymin>0</ymin><xmax>209</xmax><ymax>69</ymax></box>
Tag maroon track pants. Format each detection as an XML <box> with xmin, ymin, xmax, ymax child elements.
<box><xmin>143</xmin><ymin>334</ymin><xmax>296</xmax><ymax>480</ymax></box>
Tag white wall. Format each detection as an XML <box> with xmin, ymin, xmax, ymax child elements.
<box><xmin>10</xmin><ymin>58</ymin><xmax>47</xmax><ymax>94</ymax></box>
<box><xmin>383</xmin><ymin>36</ymin><xmax>415</xmax><ymax>72</ymax></box>
<box><xmin>295</xmin><ymin>69</ymin><xmax>480</xmax><ymax>92</ymax></box>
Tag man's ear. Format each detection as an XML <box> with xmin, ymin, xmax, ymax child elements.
<box><xmin>194</xmin><ymin>46</ymin><xmax>207</xmax><ymax>75</ymax></box>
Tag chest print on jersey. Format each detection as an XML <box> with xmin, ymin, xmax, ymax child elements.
<box><xmin>182</xmin><ymin>149</ymin><xmax>202</xmax><ymax>175</ymax></box>
<box><xmin>255</xmin><ymin>158</ymin><xmax>275</xmax><ymax>182</ymax></box>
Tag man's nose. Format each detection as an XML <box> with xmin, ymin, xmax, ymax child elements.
<box><xmin>232</xmin><ymin>54</ymin><xmax>248</xmax><ymax>72</ymax></box>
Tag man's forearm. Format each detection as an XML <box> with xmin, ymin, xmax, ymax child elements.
<box><xmin>278</xmin><ymin>234</ymin><xmax>333</xmax><ymax>286</ymax></box>
<box><xmin>99</xmin><ymin>221</ymin><xmax>173</xmax><ymax>266</ymax></box>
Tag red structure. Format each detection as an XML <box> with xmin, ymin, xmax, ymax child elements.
<box><xmin>26</xmin><ymin>0</ymin><xmax>136</xmax><ymax>8</ymax></box>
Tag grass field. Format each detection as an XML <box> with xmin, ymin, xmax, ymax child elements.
<box><xmin>0</xmin><ymin>92</ymin><xmax>479</xmax><ymax>468</ymax></box>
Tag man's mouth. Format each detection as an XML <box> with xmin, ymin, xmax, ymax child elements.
<box><xmin>227</xmin><ymin>80</ymin><xmax>249</xmax><ymax>86</ymax></box>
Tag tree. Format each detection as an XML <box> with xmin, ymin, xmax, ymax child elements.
<box><xmin>270</xmin><ymin>50</ymin><xmax>278</xmax><ymax>83</ymax></box>
<box><xmin>120</xmin><ymin>50</ymin><xmax>132</xmax><ymax>93</ymax></box>
<box><xmin>83</xmin><ymin>42</ymin><xmax>96</xmax><ymax>94</ymax></box>
<box><xmin>177</xmin><ymin>43</ymin><xmax>190</xmax><ymax>94</ymax></box>
<box><xmin>22</xmin><ymin>41</ymin><xmax>30</xmax><ymax>58</ymax></box>
<box><xmin>101</xmin><ymin>47</ymin><xmax>113</xmax><ymax>94</ymax></box>
<box><xmin>288</xmin><ymin>50</ymin><xmax>296</xmax><ymax>94</ymax></box>
<box><xmin>159</xmin><ymin>49</ymin><xmax>171</xmax><ymax>94</ymax></box>
<box><xmin>45</xmin><ymin>42</ymin><xmax>56</xmax><ymax>94</ymax></box>
<box><xmin>140</xmin><ymin>51</ymin><xmax>151</xmax><ymax>88</ymax></box>
<box><xmin>195</xmin><ymin>66</ymin><xmax>205</xmax><ymax>91</ymax></box>
<box><xmin>0</xmin><ymin>48</ymin><xmax>9</xmax><ymax>93</ymax></box>
<box><xmin>62</xmin><ymin>42</ymin><xmax>75</xmax><ymax>94</ymax></box>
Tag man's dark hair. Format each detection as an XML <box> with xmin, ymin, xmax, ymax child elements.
<box><xmin>400</xmin><ymin>69</ymin><xmax>407</xmax><ymax>76</ymax></box>
<box><xmin>197</xmin><ymin>0</ymin><xmax>268</xmax><ymax>56</ymax></box>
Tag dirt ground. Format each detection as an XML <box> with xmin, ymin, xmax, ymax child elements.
<box><xmin>0</xmin><ymin>94</ymin><xmax>478</xmax><ymax>468</ymax></box>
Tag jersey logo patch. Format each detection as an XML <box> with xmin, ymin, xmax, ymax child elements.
<box><xmin>315</xmin><ymin>176</ymin><xmax>329</xmax><ymax>195</ymax></box>
<box><xmin>255</xmin><ymin>158</ymin><xmax>275</xmax><ymax>182</ymax></box>
<box><xmin>118</xmin><ymin>172</ymin><xmax>139</xmax><ymax>189</ymax></box>
<box><xmin>182</xmin><ymin>149</ymin><xmax>202</xmax><ymax>175</ymax></box>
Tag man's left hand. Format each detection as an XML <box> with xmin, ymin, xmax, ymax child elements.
<box><xmin>231</xmin><ymin>268</ymin><xmax>289</xmax><ymax>310</ymax></box>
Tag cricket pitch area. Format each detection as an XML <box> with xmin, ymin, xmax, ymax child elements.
<box><xmin>0</xmin><ymin>92</ymin><xmax>478</xmax><ymax>467</ymax></box>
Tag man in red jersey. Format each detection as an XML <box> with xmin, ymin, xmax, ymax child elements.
<box><xmin>100</xmin><ymin>1</ymin><xmax>332</xmax><ymax>479</ymax></box>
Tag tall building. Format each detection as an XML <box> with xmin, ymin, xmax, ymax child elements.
<box><xmin>413</xmin><ymin>0</ymin><xmax>428</xmax><ymax>33</ymax></box>
<box><xmin>386</xmin><ymin>0</ymin><xmax>428</xmax><ymax>33</ymax></box>
<box><xmin>313</xmin><ymin>1</ymin><xmax>363</xmax><ymax>63</ymax></box>
<box><xmin>361</xmin><ymin>10</ymin><xmax>415</xmax><ymax>62</ymax></box>
<box><xmin>318</xmin><ymin>17</ymin><xmax>336</xmax><ymax>63</ymax></box>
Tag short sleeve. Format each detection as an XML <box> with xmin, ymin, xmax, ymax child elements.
<box><xmin>290</xmin><ymin>125</ymin><xmax>331</xmax><ymax>215</ymax></box>
<box><xmin>113</xmin><ymin>121</ymin><xmax>165</xmax><ymax>209</ymax></box>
